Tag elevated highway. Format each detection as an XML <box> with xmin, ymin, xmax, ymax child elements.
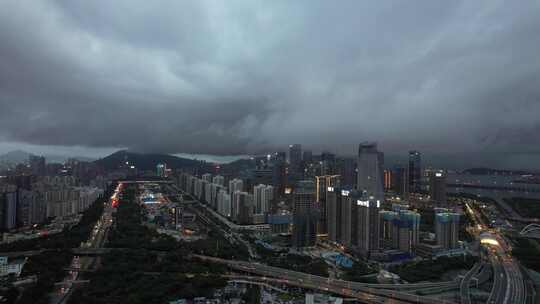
<box><xmin>193</xmin><ymin>255</ymin><xmax>459</xmax><ymax>304</ymax></box>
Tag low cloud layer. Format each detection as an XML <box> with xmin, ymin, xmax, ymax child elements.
<box><xmin>1</xmin><ymin>1</ymin><xmax>540</xmax><ymax>161</ymax></box>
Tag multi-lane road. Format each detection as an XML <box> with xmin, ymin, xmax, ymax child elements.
<box><xmin>459</xmin><ymin>263</ymin><xmax>483</xmax><ymax>304</ymax></box>
<box><xmin>50</xmin><ymin>183</ymin><xmax>118</xmax><ymax>304</ymax></box>
<box><xmin>467</xmin><ymin>199</ymin><xmax>528</xmax><ymax>304</ymax></box>
<box><xmin>486</xmin><ymin>236</ymin><xmax>526</xmax><ymax>304</ymax></box>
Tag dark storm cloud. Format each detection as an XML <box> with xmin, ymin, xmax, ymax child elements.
<box><xmin>1</xmin><ymin>1</ymin><xmax>540</xmax><ymax>159</ymax></box>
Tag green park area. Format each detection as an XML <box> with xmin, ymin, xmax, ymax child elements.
<box><xmin>390</xmin><ymin>255</ymin><xmax>477</xmax><ymax>283</ymax></box>
<box><xmin>505</xmin><ymin>197</ymin><xmax>540</xmax><ymax>218</ymax></box>
<box><xmin>512</xmin><ymin>237</ymin><xmax>540</xmax><ymax>272</ymax></box>
<box><xmin>254</xmin><ymin>242</ymin><xmax>329</xmax><ymax>277</ymax></box>
<box><xmin>68</xmin><ymin>184</ymin><xmax>236</xmax><ymax>304</ymax></box>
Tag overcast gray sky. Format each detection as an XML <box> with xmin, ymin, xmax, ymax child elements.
<box><xmin>1</xmin><ymin>1</ymin><xmax>539</xmax><ymax>167</ymax></box>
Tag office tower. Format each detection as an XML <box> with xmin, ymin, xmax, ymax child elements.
<box><xmin>201</xmin><ymin>173</ymin><xmax>213</xmax><ymax>183</ymax></box>
<box><xmin>253</xmin><ymin>184</ymin><xmax>273</xmax><ymax>215</ymax></box>
<box><xmin>392</xmin><ymin>166</ymin><xmax>409</xmax><ymax>199</ymax></box>
<box><xmin>435</xmin><ymin>212</ymin><xmax>460</xmax><ymax>249</ymax></box>
<box><xmin>355</xmin><ymin>198</ymin><xmax>381</xmax><ymax>254</ymax></box>
<box><xmin>430</xmin><ymin>171</ymin><xmax>447</xmax><ymax>206</ymax></box>
<box><xmin>156</xmin><ymin>163</ymin><xmax>167</xmax><ymax>177</ymax></box>
<box><xmin>326</xmin><ymin>186</ymin><xmax>344</xmax><ymax>243</ymax></box>
<box><xmin>212</xmin><ymin>175</ymin><xmax>225</xmax><ymax>186</ymax></box>
<box><xmin>271</xmin><ymin>158</ymin><xmax>287</xmax><ymax>199</ymax></box>
<box><xmin>336</xmin><ymin>157</ymin><xmax>356</xmax><ymax>189</ymax></box>
<box><xmin>315</xmin><ymin>175</ymin><xmax>340</xmax><ymax>235</ymax></box>
<box><xmin>340</xmin><ymin>189</ymin><xmax>354</xmax><ymax>247</ymax></box>
<box><xmin>408</xmin><ymin>151</ymin><xmax>422</xmax><ymax>192</ymax></box>
<box><xmin>232</xmin><ymin>191</ymin><xmax>253</xmax><ymax>224</ymax></box>
<box><xmin>288</xmin><ymin>144</ymin><xmax>303</xmax><ymax>182</ymax></box>
<box><xmin>292</xmin><ymin>180</ymin><xmax>318</xmax><ymax>247</ymax></box>
<box><xmin>383</xmin><ymin>169</ymin><xmax>392</xmax><ymax>191</ymax></box>
<box><xmin>357</xmin><ymin>142</ymin><xmax>384</xmax><ymax>202</ymax></box>
<box><xmin>29</xmin><ymin>155</ymin><xmax>46</xmax><ymax>176</ymax></box>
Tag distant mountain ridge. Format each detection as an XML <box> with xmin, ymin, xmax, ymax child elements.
<box><xmin>0</xmin><ymin>150</ymin><xmax>95</xmax><ymax>167</ymax></box>
<box><xmin>94</xmin><ymin>150</ymin><xmax>208</xmax><ymax>171</ymax></box>
<box><xmin>0</xmin><ymin>150</ymin><xmax>33</xmax><ymax>165</ymax></box>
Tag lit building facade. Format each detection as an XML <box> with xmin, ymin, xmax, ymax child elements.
<box><xmin>315</xmin><ymin>175</ymin><xmax>340</xmax><ymax>235</ymax></box>
<box><xmin>430</xmin><ymin>171</ymin><xmax>447</xmax><ymax>207</ymax></box>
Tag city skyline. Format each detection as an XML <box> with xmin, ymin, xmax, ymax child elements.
<box><xmin>1</xmin><ymin>2</ymin><xmax>538</xmax><ymax>303</ymax></box>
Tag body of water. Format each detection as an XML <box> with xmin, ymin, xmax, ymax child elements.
<box><xmin>446</xmin><ymin>173</ymin><xmax>540</xmax><ymax>201</ymax></box>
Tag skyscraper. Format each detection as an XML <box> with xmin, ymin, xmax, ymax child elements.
<box><xmin>326</xmin><ymin>186</ymin><xmax>344</xmax><ymax>243</ymax></box>
<box><xmin>288</xmin><ymin>144</ymin><xmax>303</xmax><ymax>182</ymax></box>
<box><xmin>408</xmin><ymin>151</ymin><xmax>421</xmax><ymax>193</ymax></box>
<box><xmin>435</xmin><ymin>212</ymin><xmax>460</xmax><ymax>250</ymax></box>
<box><xmin>357</xmin><ymin>142</ymin><xmax>384</xmax><ymax>202</ymax></box>
<box><xmin>315</xmin><ymin>175</ymin><xmax>340</xmax><ymax>235</ymax></box>
<box><xmin>340</xmin><ymin>190</ymin><xmax>354</xmax><ymax>246</ymax></box>
<box><xmin>336</xmin><ymin>157</ymin><xmax>356</xmax><ymax>189</ymax></box>
<box><xmin>392</xmin><ymin>166</ymin><xmax>410</xmax><ymax>199</ymax></box>
<box><xmin>270</xmin><ymin>156</ymin><xmax>287</xmax><ymax>198</ymax></box>
<box><xmin>292</xmin><ymin>180</ymin><xmax>318</xmax><ymax>248</ymax></box>
<box><xmin>355</xmin><ymin>197</ymin><xmax>381</xmax><ymax>254</ymax></box>
<box><xmin>430</xmin><ymin>171</ymin><xmax>447</xmax><ymax>207</ymax></box>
